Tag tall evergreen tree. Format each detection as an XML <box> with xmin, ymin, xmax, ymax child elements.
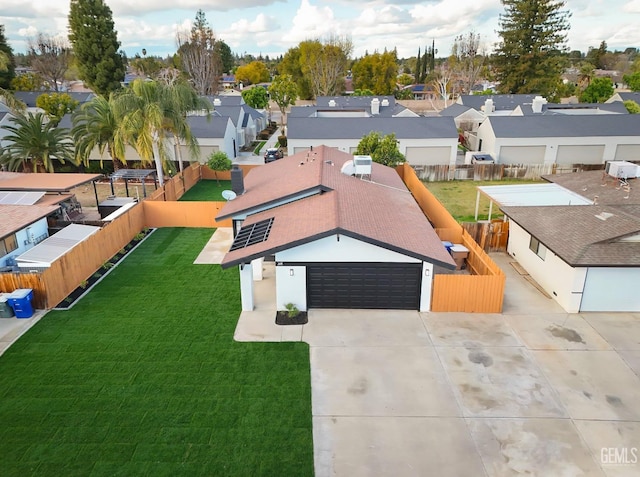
<box><xmin>68</xmin><ymin>0</ymin><xmax>125</xmax><ymax>96</ymax></box>
<box><xmin>415</xmin><ymin>47</ymin><xmax>421</xmax><ymax>82</ymax></box>
<box><xmin>494</xmin><ymin>0</ymin><xmax>571</xmax><ymax>97</ymax></box>
<box><xmin>0</xmin><ymin>25</ymin><xmax>16</xmax><ymax>89</ymax></box>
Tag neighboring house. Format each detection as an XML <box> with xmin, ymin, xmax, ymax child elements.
<box><xmin>13</xmin><ymin>91</ymin><xmax>95</xmax><ymax>114</ymax></box>
<box><xmin>606</xmin><ymin>92</ymin><xmax>640</xmax><ymax>104</ymax></box>
<box><xmin>473</xmin><ymin>114</ymin><xmax>640</xmax><ymax>165</ymax></box>
<box><xmin>512</xmin><ymin>101</ymin><xmax>628</xmax><ymax>116</ymax></box>
<box><xmin>0</xmin><ymin>203</ymin><xmax>59</xmax><ymax>269</ymax></box>
<box><xmin>182</xmin><ymin>115</ymin><xmax>237</xmax><ymax>161</ymax></box>
<box><xmin>216</xmin><ymin>146</ymin><xmax>456</xmax><ymax>312</ymax></box>
<box><xmin>288</xmin><ymin>116</ymin><xmax>458</xmax><ymax>166</ymax></box>
<box><xmin>402</xmin><ymin>84</ymin><xmax>437</xmax><ymax>100</ymax></box>
<box><xmin>221</xmin><ymin>75</ymin><xmax>236</xmax><ymax>89</ymax></box>
<box><xmin>208</xmin><ymin>96</ymin><xmax>267</xmax><ymax>149</ymax></box>
<box><xmin>439</xmin><ymin>103</ymin><xmax>485</xmax><ymax>131</ymax></box>
<box><xmin>501</xmin><ymin>167</ymin><xmax>640</xmax><ymax>312</ymax></box>
<box><xmin>290</xmin><ymin>96</ymin><xmax>418</xmax><ymax>118</ymax></box>
<box><xmin>456</xmin><ymin>94</ymin><xmax>540</xmax><ymax>115</ymax></box>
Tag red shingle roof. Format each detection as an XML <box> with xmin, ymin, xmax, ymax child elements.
<box><xmin>0</xmin><ymin>204</ymin><xmax>60</xmax><ymax>239</ymax></box>
<box><xmin>220</xmin><ymin>146</ymin><xmax>455</xmax><ymax>269</ymax></box>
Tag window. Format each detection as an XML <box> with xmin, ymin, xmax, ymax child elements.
<box><xmin>529</xmin><ymin>236</ymin><xmax>546</xmax><ymax>260</ymax></box>
<box><xmin>0</xmin><ymin>234</ymin><xmax>18</xmax><ymax>255</ymax></box>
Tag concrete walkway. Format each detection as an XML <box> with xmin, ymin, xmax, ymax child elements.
<box><xmin>234</xmin><ymin>256</ymin><xmax>640</xmax><ymax>477</ymax></box>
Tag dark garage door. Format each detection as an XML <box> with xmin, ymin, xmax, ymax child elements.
<box><xmin>307</xmin><ymin>263</ymin><xmax>422</xmax><ymax>310</ymax></box>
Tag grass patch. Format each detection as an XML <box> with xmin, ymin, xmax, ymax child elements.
<box><xmin>0</xmin><ymin>228</ymin><xmax>313</xmax><ymax>476</ymax></box>
<box><xmin>253</xmin><ymin>141</ymin><xmax>266</xmax><ymax>155</ymax></box>
<box><xmin>179</xmin><ymin>180</ymin><xmax>232</xmax><ymax>201</ymax></box>
<box><xmin>425</xmin><ymin>178</ymin><xmax>544</xmax><ymax>222</ymax></box>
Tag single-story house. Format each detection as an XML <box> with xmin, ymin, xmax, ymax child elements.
<box><xmin>13</xmin><ymin>91</ymin><xmax>95</xmax><ymax>114</ymax></box>
<box><xmin>216</xmin><ymin>146</ymin><xmax>456</xmax><ymax>312</ymax></box>
<box><xmin>456</xmin><ymin>94</ymin><xmax>540</xmax><ymax>114</ymax></box>
<box><xmin>500</xmin><ymin>167</ymin><xmax>640</xmax><ymax>312</ymax></box>
<box><xmin>474</xmin><ymin>114</ymin><xmax>640</xmax><ymax>165</ymax></box>
<box><xmin>512</xmin><ymin>102</ymin><xmax>628</xmax><ymax>116</ymax></box>
<box><xmin>208</xmin><ymin>96</ymin><xmax>267</xmax><ymax>149</ymax></box>
<box><xmin>289</xmin><ymin>96</ymin><xmax>418</xmax><ymax>119</ymax></box>
<box><xmin>287</xmin><ymin>116</ymin><xmax>458</xmax><ymax>166</ymax></box>
<box><xmin>439</xmin><ymin>103</ymin><xmax>485</xmax><ymax>131</ymax></box>
<box><xmin>606</xmin><ymin>92</ymin><xmax>640</xmax><ymax>104</ymax></box>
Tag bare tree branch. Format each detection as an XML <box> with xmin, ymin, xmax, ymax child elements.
<box><xmin>28</xmin><ymin>33</ymin><xmax>71</xmax><ymax>92</ymax></box>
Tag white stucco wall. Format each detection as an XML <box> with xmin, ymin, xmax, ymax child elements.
<box><xmin>276</xmin><ymin>235</ymin><xmax>421</xmax><ymax>263</ymax></box>
<box><xmin>1</xmin><ymin>218</ymin><xmax>50</xmax><ymax>268</ymax></box>
<box><xmin>420</xmin><ymin>262</ymin><xmax>434</xmax><ymax>312</ymax></box>
<box><xmin>507</xmin><ymin>221</ymin><xmax>586</xmax><ymax>312</ymax></box>
<box><xmin>239</xmin><ymin>263</ymin><xmax>254</xmax><ymax>311</ymax></box>
<box><xmin>275</xmin><ymin>265</ymin><xmax>307</xmax><ymax>311</ymax></box>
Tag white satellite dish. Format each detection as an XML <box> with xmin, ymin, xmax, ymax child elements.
<box><xmin>222</xmin><ymin>190</ymin><xmax>237</xmax><ymax>201</ymax></box>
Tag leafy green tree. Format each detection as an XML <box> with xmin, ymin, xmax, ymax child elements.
<box><xmin>355</xmin><ymin>131</ymin><xmax>405</xmax><ymax>167</ymax></box>
<box><xmin>579</xmin><ymin>76</ymin><xmax>614</xmax><ymax>103</ymax></box>
<box><xmin>394</xmin><ymin>88</ymin><xmax>413</xmax><ymax>100</ymax></box>
<box><xmin>235</xmin><ymin>61</ymin><xmax>270</xmax><ymax>85</ymax></box>
<box><xmin>299</xmin><ymin>36</ymin><xmax>352</xmax><ymax>97</ymax></box>
<box><xmin>207</xmin><ymin>151</ymin><xmax>232</xmax><ymax>184</ymax></box>
<box><xmin>241</xmin><ymin>86</ymin><xmax>269</xmax><ymax>109</ymax></box>
<box><xmin>494</xmin><ymin>0</ymin><xmax>571</xmax><ymax>97</ymax></box>
<box><xmin>624</xmin><ymin>100</ymin><xmax>640</xmax><ymax>114</ymax></box>
<box><xmin>0</xmin><ymin>25</ymin><xmax>15</xmax><ymax>89</ymax></box>
<box><xmin>397</xmin><ymin>73</ymin><xmax>413</xmax><ymax>86</ymax></box>
<box><xmin>36</xmin><ymin>92</ymin><xmax>79</xmax><ymax>126</ymax></box>
<box><xmin>352</xmin><ymin>50</ymin><xmax>398</xmax><ymax>95</ymax></box>
<box><xmin>353</xmin><ymin>89</ymin><xmax>374</xmax><ymax>96</ymax></box>
<box><xmin>10</xmin><ymin>72</ymin><xmax>46</xmax><ymax>91</ymax></box>
<box><xmin>269</xmin><ymin>74</ymin><xmax>298</xmax><ymax>129</ymax></box>
<box><xmin>0</xmin><ymin>112</ymin><xmax>77</xmax><ymax>172</ymax></box>
<box><xmin>586</xmin><ymin>41</ymin><xmax>608</xmax><ymax>69</ymax></box>
<box><xmin>279</xmin><ymin>46</ymin><xmax>313</xmax><ymax>99</ymax></box>
<box><xmin>130</xmin><ymin>54</ymin><xmax>166</xmax><ymax>78</ymax></box>
<box><xmin>68</xmin><ymin>0</ymin><xmax>125</xmax><ymax>96</ymax></box>
<box><xmin>72</xmin><ymin>93</ymin><xmax>127</xmax><ymax>170</ymax></box>
<box><xmin>623</xmin><ymin>71</ymin><xmax>640</xmax><ymax>91</ymax></box>
<box><xmin>217</xmin><ymin>40</ymin><xmax>234</xmax><ymax>74</ymax></box>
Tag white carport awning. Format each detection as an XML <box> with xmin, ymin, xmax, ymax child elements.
<box><xmin>475</xmin><ymin>183</ymin><xmax>593</xmax><ymax>221</ymax></box>
<box><xmin>16</xmin><ymin>223</ymin><xmax>101</xmax><ymax>267</ymax></box>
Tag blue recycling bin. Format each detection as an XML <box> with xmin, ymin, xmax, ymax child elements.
<box><xmin>441</xmin><ymin>241</ymin><xmax>453</xmax><ymax>254</ymax></box>
<box><xmin>8</xmin><ymin>289</ymin><xmax>34</xmax><ymax>318</ymax></box>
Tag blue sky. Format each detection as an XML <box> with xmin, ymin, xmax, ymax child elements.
<box><xmin>2</xmin><ymin>0</ymin><xmax>639</xmax><ymax>61</ymax></box>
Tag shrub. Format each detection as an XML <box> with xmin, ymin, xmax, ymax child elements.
<box><xmin>278</xmin><ymin>135</ymin><xmax>287</xmax><ymax>147</ymax></box>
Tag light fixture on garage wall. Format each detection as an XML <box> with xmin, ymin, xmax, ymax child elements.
<box><xmin>289</xmin><ymin>269</ymin><xmax>294</xmax><ymax>276</ymax></box>
<box><xmin>424</xmin><ymin>269</ymin><xmax>430</xmax><ymax>277</ymax></box>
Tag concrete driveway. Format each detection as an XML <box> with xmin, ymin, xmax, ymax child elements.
<box><xmin>234</xmin><ymin>256</ymin><xmax>640</xmax><ymax>476</ymax></box>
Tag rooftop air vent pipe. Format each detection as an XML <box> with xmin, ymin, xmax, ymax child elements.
<box><xmin>231</xmin><ymin>164</ymin><xmax>244</xmax><ymax>195</ymax></box>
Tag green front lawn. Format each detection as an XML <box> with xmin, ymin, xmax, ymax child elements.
<box><xmin>425</xmin><ymin>179</ymin><xmax>544</xmax><ymax>222</ymax></box>
<box><xmin>179</xmin><ymin>180</ymin><xmax>232</xmax><ymax>201</ymax></box>
<box><xmin>0</xmin><ymin>228</ymin><xmax>313</xmax><ymax>476</ymax></box>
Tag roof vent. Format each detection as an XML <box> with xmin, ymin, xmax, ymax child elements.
<box><xmin>381</xmin><ymin>98</ymin><xmax>389</xmax><ymax>107</ymax></box>
<box><xmin>213</xmin><ymin>98</ymin><xmax>222</xmax><ymax>107</ymax></box>
<box><xmin>532</xmin><ymin>95</ymin><xmax>547</xmax><ymax>113</ymax></box>
<box><xmin>371</xmin><ymin>98</ymin><xmax>380</xmax><ymax>115</ymax></box>
<box><xmin>353</xmin><ymin>155</ymin><xmax>372</xmax><ymax>178</ymax></box>
<box><xmin>328</xmin><ymin>99</ymin><xmax>336</xmax><ymax>107</ymax></box>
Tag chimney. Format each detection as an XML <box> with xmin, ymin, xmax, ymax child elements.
<box><xmin>371</xmin><ymin>97</ymin><xmax>380</xmax><ymax>115</ymax></box>
<box><xmin>483</xmin><ymin>98</ymin><xmax>494</xmax><ymax>113</ymax></box>
<box><xmin>532</xmin><ymin>95</ymin><xmax>547</xmax><ymax>113</ymax></box>
<box><xmin>213</xmin><ymin>98</ymin><xmax>222</xmax><ymax>107</ymax></box>
<box><xmin>231</xmin><ymin>164</ymin><xmax>244</xmax><ymax>195</ymax></box>
<box><xmin>381</xmin><ymin>98</ymin><xmax>389</xmax><ymax>107</ymax></box>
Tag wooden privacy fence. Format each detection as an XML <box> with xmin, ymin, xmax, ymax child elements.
<box><xmin>411</xmin><ymin>163</ymin><xmax>605</xmax><ymax>182</ymax></box>
<box><xmin>143</xmin><ymin>201</ymin><xmax>231</xmax><ymax>228</ymax></box>
<box><xmin>146</xmin><ymin>163</ymin><xmax>202</xmax><ymax>201</ymax></box>
<box><xmin>398</xmin><ymin>163</ymin><xmax>505</xmax><ymax>313</ymax></box>
<box><xmin>462</xmin><ymin>220</ymin><xmax>509</xmax><ymax>252</ymax></box>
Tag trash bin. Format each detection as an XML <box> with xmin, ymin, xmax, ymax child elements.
<box><xmin>0</xmin><ymin>293</ymin><xmax>14</xmax><ymax>318</ymax></box>
<box><xmin>441</xmin><ymin>241</ymin><xmax>453</xmax><ymax>254</ymax></box>
<box><xmin>450</xmin><ymin>244</ymin><xmax>470</xmax><ymax>270</ymax></box>
<box><xmin>7</xmin><ymin>288</ymin><xmax>34</xmax><ymax>318</ymax></box>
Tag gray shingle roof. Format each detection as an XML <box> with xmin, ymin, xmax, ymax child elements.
<box><xmin>458</xmin><ymin>94</ymin><xmax>538</xmax><ymax>111</ymax></box>
<box><xmin>186</xmin><ymin>116</ymin><xmax>231</xmax><ymax>138</ymax></box>
<box><xmin>287</xmin><ymin>116</ymin><xmax>457</xmax><ymax>140</ymax></box>
<box><xmin>517</xmin><ymin>102</ymin><xmax>629</xmax><ymax>115</ymax></box>
<box><xmin>502</xmin><ymin>204</ymin><xmax>640</xmax><ymax>266</ymax></box>
<box><xmin>439</xmin><ymin>103</ymin><xmax>473</xmax><ymax>117</ymax></box>
<box><xmin>487</xmin><ymin>114</ymin><xmax>640</xmax><ymax>138</ymax></box>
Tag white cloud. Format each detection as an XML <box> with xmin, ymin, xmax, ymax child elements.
<box><xmin>623</xmin><ymin>0</ymin><xmax>640</xmax><ymax>12</ymax></box>
<box><xmin>281</xmin><ymin>0</ymin><xmax>339</xmax><ymax>43</ymax></box>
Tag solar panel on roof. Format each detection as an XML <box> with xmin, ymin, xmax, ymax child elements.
<box><xmin>0</xmin><ymin>191</ymin><xmax>46</xmax><ymax>205</ymax></box>
<box><xmin>229</xmin><ymin>218</ymin><xmax>274</xmax><ymax>251</ymax></box>
<box><xmin>110</xmin><ymin>169</ymin><xmax>156</xmax><ymax>180</ymax></box>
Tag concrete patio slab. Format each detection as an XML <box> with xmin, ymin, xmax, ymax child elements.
<box><xmin>468</xmin><ymin>418</ymin><xmax>604</xmax><ymax>476</ymax></box>
<box><xmin>573</xmin><ymin>420</ymin><xmax>640</xmax><ymax>477</ymax></box>
<box><xmin>311</xmin><ymin>346</ymin><xmax>460</xmax><ymax>417</ymax></box>
<box><xmin>618</xmin><ymin>349</ymin><xmax>640</xmax><ymax>378</ymax></box>
<box><xmin>193</xmin><ymin>228</ymin><xmax>233</xmax><ymax>264</ymax></box>
<box><xmin>234</xmin><ymin>310</ymin><xmax>303</xmax><ymax>342</ymax></box>
<box><xmin>438</xmin><ymin>346</ymin><xmax>567</xmax><ymax>418</ymax></box>
<box><xmin>506</xmin><ymin>313</ymin><xmax>612</xmax><ymax>350</ymax></box>
<box><xmin>303</xmin><ymin>309</ymin><xmax>430</xmax><ymax>347</ymax></box>
<box><xmin>313</xmin><ymin>416</ymin><xmax>486</xmax><ymax>477</ymax></box>
<box><xmin>423</xmin><ymin>312</ymin><xmax>521</xmax><ymax>348</ymax></box>
<box><xmin>533</xmin><ymin>350</ymin><xmax>640</xmax><ymax>421</ymax></box>
<box><xmin>581</xmin><ymin>314</ymin><xmax>640</xmax><ymax>351</ymax></box>
<box><xmin>0</xmin><ymin>310</ymin><xmax>48</xmax><ymax>357</ymax></box>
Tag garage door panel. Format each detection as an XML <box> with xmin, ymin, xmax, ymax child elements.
<box><xmin>581</xmin><ymin>268</ymin><xmax>640</xmax><ymax>312</ymax></box>
<box><xmin>499</xmin><ymin>146</ymin><xmax>545</xmax><ymax>165</ymax></box>
<box><xmin>406</xmin><ymin>146</ymin><xmax>451</xmax><ymax>165</ymax></box>
<box><xmin>615</xmin><ymin>144</ymin><xmax>640</xmax><ymax>161</ymax></box>
<box><xmin>307</xmin><ymin>263</ymin><xmax>421</xmax><ymax>310</ymax></box>
<box><xmin>556</xmin><ymin>145</ymin><xmax>604</xmax><ymax>165</ymax></box>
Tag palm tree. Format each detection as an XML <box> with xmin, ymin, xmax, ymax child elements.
<box><xmin>0</xmin><ymin>87</ymin><xmax>27</xmax><ymax>116</ymax></box>
<box><xmin>0</xmin><ymin>112</ymin><xmax>76</xmax><ymax>172</ymax></box>
<box><xmin>162</xmin><ymin>80</ymin><xmax>211</xmax><ymax>172</ymax></box>
<box><xmin>114</xmin><ymin>79</ymin><xmax>174</xmax><ymax>186</ymax></box>
<box><xmin>72</xmin><ymin>93</ymin><xmax>127</xmax><ymax>171</ymax></box>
